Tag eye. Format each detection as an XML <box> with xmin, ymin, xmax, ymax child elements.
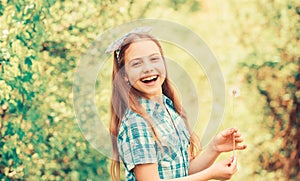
<box><xmin>150</xmin><ymin>56</ymin><xmax>161</xmax><ymax>61</ymax></box>
<box><xmin>131</xmin><ymin>60</ymin><xmax>142</xmax><ymax>67</ymax></box>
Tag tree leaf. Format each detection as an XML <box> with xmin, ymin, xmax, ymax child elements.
<box><xmin>25</xmin><ymin>56</ymin><xmax>32</xmax><ymax>68</ymax></box>
<box><xmin>0</xmin><ymin>3</ymin><xmax>4</xmax><ymax>16</ymax></box>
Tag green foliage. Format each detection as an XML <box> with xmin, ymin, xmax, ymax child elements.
<box><xmin>0</xmin><ymin>0</ymin><xmax>203</xmax><ymax>180</ymax></box>
<box><xmin>0</xmin><ymin>0</ymin><xmax>113</xmax><ymax>179</ymax></box>
<box><xmin>232</xmin><ymin>0</ymin><xmax>300</xmax><ymax>179</ymax></box>
<box><xmin>168</xmin><ymin>0</ymin><xmax>201</xmax><ymax>12</ymax></box>
<box><xmin>1</xmin><ymin>0</ymin><xmax>298</xmax><ymax>180</ymax></box>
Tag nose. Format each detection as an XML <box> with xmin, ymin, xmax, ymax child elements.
<box><xmin>142</xmin><ymin>58</ymin><xmax>154</xmax><ymax>73</ymax></box>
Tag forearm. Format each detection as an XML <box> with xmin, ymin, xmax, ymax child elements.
<box><xmin>134</xmin><ymin>163</ymin><xmax>214</xmax><ymax>181</ymax></box>
<box><xmin>164</xmin><ymin>168</ymin><xmax>213</xmax><ymax>181</ymax></box>
<box><xmin>188</xmin><ymin>144</ymin><xmax>220</xmax><ymax>174</ymax></box>
<box><xmin>133</xmin><ymin>155</ymin><xmax>237</xmax><ymax>181</ymax></box>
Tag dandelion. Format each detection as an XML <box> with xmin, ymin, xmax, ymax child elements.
<box><xmin>229</xmin><ymin>87</ymin><xmax>241</xmax><ymax>98</ymax></box>
<box><xmin>229</xmin><ymin>86</ymin><xmax>240</xmax><ymax>156</ymax></box>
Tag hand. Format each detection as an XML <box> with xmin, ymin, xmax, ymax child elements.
<box><xmin>210</xmin><ymin>128</ymin><xmax>247</xmax><ymax>153</ymax></box>
<box><xmin>208</xmin><ymin>156</ymin><xmax>238</xmax><ymax>180</ymax></box>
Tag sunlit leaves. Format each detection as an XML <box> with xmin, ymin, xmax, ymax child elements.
<box><xmin>24</xmin><ymin>55</ymin><xmax>33</xmax><ymax>68</ymax></box>
<box><xmin>233</xmin><ymin>0</ymin><xmax>300</xmax><ymax>179</ymax></box>
<box><xmin>0</xmin><ymin>3</ymin><xmax>4</xmax><ymax>16</ymax></box>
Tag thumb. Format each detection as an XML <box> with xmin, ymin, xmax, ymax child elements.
<box><xmin>226</xmin><ymin>156</ymin><xmax>237</xmax><ymax>167</ymax></box>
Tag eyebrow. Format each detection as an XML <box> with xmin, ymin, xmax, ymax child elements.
<box><xmin>129</xmin><ymin>53</ymin><xmax>160</xmax><ymax>62</ymax></box>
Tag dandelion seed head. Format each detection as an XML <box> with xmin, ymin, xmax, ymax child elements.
<box><xmin>229</xmin><ymin>87</ymin><xmax>241</xmax><ymax>98</ymax></box>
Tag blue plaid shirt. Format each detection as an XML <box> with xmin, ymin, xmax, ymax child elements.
<box><xmin>118</xmin><ymin>95</ymin><xmax>190</xmax><ymax>180</ymax></box>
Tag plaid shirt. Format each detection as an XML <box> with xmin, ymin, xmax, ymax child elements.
<box><xmin>118</xmin><ymin>95</ymin><xmax>190</xmax><ymax>180</ymax></box>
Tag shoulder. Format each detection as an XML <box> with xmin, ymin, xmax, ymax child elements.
<box><xmin>119</xmin><ymin>109</ymin><xmax>148</xmax><ymax>130</ymax></box>
<box><xmin>118</xmin><ymin>108</ymin><xmax>152</xmax><ymax>141</ymax></box>
<box><xmin>117</xmin><ymin>109</ymin><xmax>158</xmax><ymax>173</ymax></box>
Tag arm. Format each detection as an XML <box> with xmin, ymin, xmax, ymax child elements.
<box><xmin>189</xmin><ymin>128</ymin><xmax>247</xmax><ymax>174</ymax></box>
<box><xmin>134</xmin><ymin>156</ymin><xmax>238</xmax><ymax>181</ymax></box>
<box><xmin>188</xmin><ymin>144</ymin><xmax>220</xmax><ymax>174</ymax></box>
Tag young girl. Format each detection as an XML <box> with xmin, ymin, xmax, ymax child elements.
<box><xmin>108</xmin><ymin>29</ymin><xmax>247</xmax><ymax>181</ymax></box>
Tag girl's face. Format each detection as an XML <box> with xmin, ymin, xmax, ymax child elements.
<box><xmin>124</xmin><ymin>40</ymin><xmax>166</xmax><ymax>99</ymax></box>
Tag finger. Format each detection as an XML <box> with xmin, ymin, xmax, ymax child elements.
<box><xmin>225</xmin><ymin>156</ymin><xmax>235</xmax><ymax>167</ymax></box>
<box><xmin>232</xmin><ymin>156</ymin><xmax>237</xmax><ymax>164</ymax></box>
<box><xmin>229</xmin><ymin>156</ymin><xmax>238</xmax><ymax>169</ymax></box>
<box><xmin>232</xmin><ymin>127</ymin><xmax>238</xmax><ymax>133</ymax></box>
<box><xmin>231</xmin><ymin>156</ymin><xmax>238</xmax><ymax>173</ymax></box>
<box><xmin>234</xmin><ymin>132</ymin><xmax>241</xmax><ymax>137</ymax></box>
<box><xmin>234</xmin><ymin>137</ymin><xmax>244</xmax><ymax>143</ymax></box>
<box><xmin>236</xmin><ymin>144</ymin><xmax>247</xmax><ymax>150</ymax></box>
<box><xmin>222</xmin><ymin>128</ymin><xmax>236</xmax><ymax>137</ymax></box>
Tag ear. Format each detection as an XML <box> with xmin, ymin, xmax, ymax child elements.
<box><xmin>124</xmin><ymin>76</ymin><xmax>131</xmax><ymax>86</ymax></box>
<box><xmin>124</xmin><ymin>73</ymin><xmax>129</xmax><ymax>82</ymax></box>
<box><xmin>124</xmin><ymin>77</ymin><xmax>129</xmax><ymax>82</ymax></box>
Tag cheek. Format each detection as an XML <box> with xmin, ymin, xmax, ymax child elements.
<box><xmin>158</xmin><ymin>62</ymin><xmax>167</xmax><ymax>77</ymax></box>
<box><xmin>126</xmin><ymin>68</ymin><xmax>140</xmax><ymax>84</ymax></box>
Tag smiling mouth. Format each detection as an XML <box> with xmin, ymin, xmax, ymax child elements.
<box><xmin>140</xmin><ymin>75</ymin><xmax>159</xmax><ymax>83</ymax></box>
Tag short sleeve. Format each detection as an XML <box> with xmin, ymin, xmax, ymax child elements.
<box><xmin>118</xmin><ymin>114</ymin><xmax>158</xmax><ymax>172</ymax></box>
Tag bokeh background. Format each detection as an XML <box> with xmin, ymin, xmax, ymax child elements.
<box><xmin>0</xmin><ymin>0</ymin><xmax>299</xmax><ymax>180</ymax></box>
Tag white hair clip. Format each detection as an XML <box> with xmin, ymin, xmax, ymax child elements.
<box><xmin>105</xmin><ymin>27</ymin><xmax>152</xmax><ymax>63</ymax></box>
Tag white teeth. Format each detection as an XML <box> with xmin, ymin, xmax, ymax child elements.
<box><xmin>141</xmin><ymin>75</ymin><xmax>157</xmax><ymax>81</ymax></box>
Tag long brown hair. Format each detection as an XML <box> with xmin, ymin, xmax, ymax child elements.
<box><xmin>109</xmin><ymin>33</ymin><xmax>200</xmax><ymax>181</ymax></box>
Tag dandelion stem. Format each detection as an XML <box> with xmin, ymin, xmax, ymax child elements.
<box><xmin>229</xmin><ymin>87</ymin><xmax>240</xmax><ymax>157</ymax></box>
<box><xmin>232</xmin><ymin>90</ymin><xmax>237</xmax><ymax>157</ymax></box>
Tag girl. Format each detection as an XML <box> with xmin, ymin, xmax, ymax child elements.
<box><xmin>108</xmin><ymin>29</ymin><xmax>247</xmax><ymax>181</ymax></box>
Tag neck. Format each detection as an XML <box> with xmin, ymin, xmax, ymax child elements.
<box><xmin>145</xmin><ymin>94</ymin><xmax>163</xmax><ymax>105</ymax></box>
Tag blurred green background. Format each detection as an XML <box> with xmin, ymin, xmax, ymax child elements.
<box><xmin>0</xmin><ymin>0</ymin><xmax>299</xmax><ymax>180</ymax></box>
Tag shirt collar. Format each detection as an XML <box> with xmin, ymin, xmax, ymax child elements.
<box><xmin>163</xmin><ymin>94</ymin><xmax>174</xmax><ymax>108</ymax></box>
<box><xmin>139</xmin><ymin>94</ymin><xmax>174</xmax><ymax>111</ymax></box>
